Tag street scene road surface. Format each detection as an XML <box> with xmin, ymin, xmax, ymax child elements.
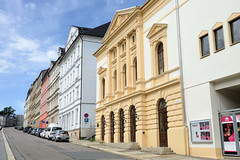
<box><xmin>0</xmin><ymin>130</ymin><xmax>7</xmax><ymax>160</ymax></box>
<box><xmin>2</xmin><ymin>127</ymin><xmax>133</xmax><ymax>160</ymax></box>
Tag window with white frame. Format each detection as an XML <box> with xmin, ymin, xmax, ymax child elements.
<box><xmin>73</xmin><ymin>90</ymin><xmax>75</xmax><ymax>101</ymax></box>
<box><xmin>72</xmin><ymin>111</ymin><xmax>74</xmax><ymax>126</ymax></box>
<box><xmin>75</xmin><ymin>108</ymin><xmax>78</xmax><ymax>125</ymax></box>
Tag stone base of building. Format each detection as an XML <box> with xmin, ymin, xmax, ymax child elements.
<box><xmin>189</xmin><ymin>147</ymin><xmax>222</xmax><ymax>159</ymax></box>
<box><xmin>68</xmin><ymin>128</ymin><xmax>95</xmax><ymax>139</ymax></box>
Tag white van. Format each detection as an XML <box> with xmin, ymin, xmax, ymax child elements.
<box><xmin>45</xmin><ymin>123</ymin><xmax>62</xmax><ymax>140</ymax></box>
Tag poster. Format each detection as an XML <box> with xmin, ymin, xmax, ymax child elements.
<box><xmin>190</xmin><ymin>119</ymin><xmax>212</xmax><ymax>142</ymax></box>
<box><xmin>221</xmin><ymin>116</ymin><xmax>236</xmax><ymax>152</ymax></box>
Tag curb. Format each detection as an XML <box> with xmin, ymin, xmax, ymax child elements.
<box><xmin>2</xmin><ymin>129</ymin><xmax>15</xmax><ymax>160</ymax></box>
<box><xmin>70</xmin><ymin>141</ymin><xmax>148</xmax><ymax>160</ymax></box>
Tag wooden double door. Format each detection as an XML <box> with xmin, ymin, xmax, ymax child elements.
<box><xmin>158</xmin><ymin>99</ymin><xmax>168</xmax><ymax>147</ymax></box>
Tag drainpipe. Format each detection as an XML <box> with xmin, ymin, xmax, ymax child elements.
<box><xmin>175</xmin><ymin>0</ymin><xmax>189</xmax><ymax>154</ymax></box>
<box><xmin>79</xmin><ymin>35</ymin><xmax>84</xmax><ymax>139</ymax></box>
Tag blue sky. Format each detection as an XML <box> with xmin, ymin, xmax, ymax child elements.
<box><xmin>0</xmin><ymin>0</ymin><xmax>146</xmax><ymax>115</ymax></box>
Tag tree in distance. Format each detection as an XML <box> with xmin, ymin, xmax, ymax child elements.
<box><xmin>0</xmin><ymin>106</ymin><xmax>16</xmax><ymax>119</ymax></box>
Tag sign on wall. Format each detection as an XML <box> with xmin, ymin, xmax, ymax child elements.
<box><xmin>190</xmin><ymin>119</ymin><xmax>212</xmax><ymax>143</ymax></box>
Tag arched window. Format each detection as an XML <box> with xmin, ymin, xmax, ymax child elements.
<box><xmin>133</xmin><ymin>58</ymin><xmax>137</xmax><ymax>83</ymax></box>
<box><xmin>157</xmin><ymin>43</ymin><xmax>164</xmax><ymax>75</ymax></box>
<box><xmin>158</xmin><ymin>98</ymin><xmax>167</xmax><ymax>109</ymax></box>
<box><xmin>123</xmin><ymin>64</ymin><xmax>127</xmax><ymax>87</ymax></box>
<box><xmin>114</xmin><ymin>70</ymin><xmax>117</xmax><ymax>91</ymax></box>
<box><xmin>102</xmin><ymin>78</ymin><xmax>105</xmax><ymax>99</ymax></box>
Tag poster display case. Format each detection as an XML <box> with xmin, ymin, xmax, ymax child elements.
<box><xmin>190</xmin><ymin>119</ymin><xmax>212</xmax><ymax>143</ymax></box>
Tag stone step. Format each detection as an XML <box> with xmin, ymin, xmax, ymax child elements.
<box><xmin>103</xmin><ymin>142</ymin><xmax>141</xmax><ymax>150</ymax></box>
<box><xmin>141</xmin><ymin>147</ymin><xmax>175</xmax><ymax>155</ymax></box>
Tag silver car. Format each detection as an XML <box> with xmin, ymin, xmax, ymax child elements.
<box><xmin>40</xmin><ymin>129</ymin><xmax>47</xmax><ymax>138</ymax></box>
<box><xmin>52</xmin><ymin>130</ymin><xmax>69</xmax><ymax>142</ymax></box>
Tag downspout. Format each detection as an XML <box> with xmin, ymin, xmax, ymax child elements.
<box><xmin>175</xmin><ymin>0</ymin><xmax>189</xmax><ymax>154</ymax></box>
<box><xmin>79</xmin><ymin>35</ymin><xmax>84</xmax><ymax>139</ymax></box>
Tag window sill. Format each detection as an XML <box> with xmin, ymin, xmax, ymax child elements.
<box><xmin>230</xmin><ymin>40</ymin><xmax>240</xmax><ymax>46</ymax></box>
<box><xmin>200</xmin><ymin>53</ymin><xmax>210</xmax><ymax>59</ymax></box>
<box><xmin>214</xmin><ymin>47</ymin><xmax>225</xmax><ymax>53</ymax></box>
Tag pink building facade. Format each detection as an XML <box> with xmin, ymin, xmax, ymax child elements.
<box><xmin>40</xmin><ymin>70</ymin><xmax>49</xmax><ymax>128</ymax></box>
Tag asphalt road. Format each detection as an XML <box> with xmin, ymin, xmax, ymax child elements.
<box><xmin>0</xmin><ymin>130</ymin><xmax>7</xmax><ymax>160</ymax></box>
<box><xmin>3</xmin><ymin>127</ymin><xmax>133</xmax><ymax>160</ymax></box>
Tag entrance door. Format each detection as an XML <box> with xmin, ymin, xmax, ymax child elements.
<box><xmin>219</xmin><ymin>110</ymin><xmax>240</xmax><ymax>156</ymax></box>
<box><xmin>119</xmin><ymin>109</ymin><xmax>124</xmax><ymax>142</ymax></box>
<box><xmin>158</xmin><ymin>99</ymin><xmax>168</xmax><ymax>147</ymax></box>
<box><xmin>101</xmin><ymin>116</ymin><xmax>105</xmax><ymax>141</ymax></box>
<box><xmin>130</xmin><ymin>106</ymin><xmax>136</xmax><ymax>142</ymax></box>
<box><xmin>110</xmin><ymin>112</ymin><xmax>114</xmax><ymax>143</ymax></box>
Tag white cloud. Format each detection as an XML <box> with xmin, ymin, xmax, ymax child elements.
<box><xmin>26</xmin><ymin>72</ymin><xmax>38</xmax><ymax>77</ymax></box>
<box><xmin>27</xmin><ymin>48</ymin><xmax>58</xmax><ymax>63</ymax></box>
<box><xmin>9</xmin><ymin>36</ymin><xmax>39</xmax><ymax>52</ymax></box>
<box><xmin>115</xmin><ymin>0</ymin><xmax>125</xmax><ymax>4</ymax></box>
<box><xmin>0</xmin><ymin>59</ymin><xmax>14</xmax><ymax>73</ymax></box>
<box><xmin>0</xmin><ymin>12</ymin><xmax>10</xmax><ymax>24</ymax></box>
<box><xmin>24</xmin><ymin>3</ymin><xmax>36</xmax><ymax>10</ymax></box>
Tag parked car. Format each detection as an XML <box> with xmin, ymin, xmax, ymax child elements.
<box><xmin>17</xmin><ymin>126</ymin><xmax>24</xmax><ymax>130</ymax></box>
<box><xmin>35</xmin><ymin>128</ymin><xmax>45</xmax><ymax>137</ymax></box>
<box><xmin>27</xmin><ymin>127</ymin><xmax>32</xmax><ymax>134</ymax></box>
<box><xmin>40</xmin><ymin>129</ymin><xmax>47</xmax><ymax>138</ymax></box>
<box><xmin>45</xmin><ymin>123</ymin><xmax>62</xmax><ymax>140</ymax></box>
<box><xmin>31</xmin><ymin>128</ymin><xmax>36</xmax><ymax>135</ymax></box>
<box><xmin>52</xmin><ymin>130</ymin><xmax>69</xmax><ymax>142</ymax></box>
<box><xmin>0</xmin><ymin>126</ymin><xmax>2</xmax><ymax>130</ymax></box>
<box><xmin>23</xmin><ymin>126</ymin><xmax>32</xmax><ymax>133</ymax></box>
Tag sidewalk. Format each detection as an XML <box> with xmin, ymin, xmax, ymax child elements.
<box><xmin>69</xmin><ymin>138</ymin><xmax>221</xmax><ymax>160</ymax></box>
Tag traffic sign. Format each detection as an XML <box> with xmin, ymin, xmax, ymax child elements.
<box><xmin>84</xmin><ymin>113</ymin><xmax>89</xmax><ymax>118</ymax></box>
<box><xmin>84</xmin><ymin>118</ymin><xmax>89</xmax><ymax>123</ymax></box>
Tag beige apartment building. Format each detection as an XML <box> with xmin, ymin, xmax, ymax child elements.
<box><xmin>27</xmin><ymin>69</ymin><xmax>47</xmax><ymax>128</ymax></box>
<box><xmin>94</xmin><ymin>0</ymin><xmax>188</xmax><ymax>155</ymax></box>
<box><xmin>48</xmin><ymin>48</ymin><xmax>65</xmax><ymax>124</ymax></box>
<box><xmin>24</xmin><ymin>86</ymin><xmax>32</xmax><ymax>127</ymax></box>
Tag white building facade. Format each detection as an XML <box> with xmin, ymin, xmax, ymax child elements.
<box><xmin>59</xmin><ymin>23</ymin><xmax>110</xmax><ymax>138</ymax></box>
<box><xmin>180</xmin><ymin>0</ymin><xmax>240</xmax><ymax>158</ymax></box>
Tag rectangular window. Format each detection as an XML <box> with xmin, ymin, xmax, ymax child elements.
<box><xmin>214</xmin><ymin>27</ymin><xmax>225</xmax><ymax>51</ymax></box>
<box><xmin>72</xmin><ymin>111</ymin><xmax>74</xmax><ymax>126</ymax></box>
<box><xmin>73</xmin><ymin>90</ymin><xmax>75</xmax><ymax>101</ymax></box>
<box><xmin>201</xmin><ymin>34</ymin><xmax>210</xmax><ymax>57</ymax></box>
<box><xmin>75</xmin><ymin>109</ymin><xmax>78</xmax><ymax>125</ymax></box>
<box><xmin>230</xmin><ymin>17</ymin><xmax>240</xmax><ymax>44</ymax></box>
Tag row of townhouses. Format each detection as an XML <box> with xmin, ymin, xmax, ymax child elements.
<box><xmin>24</xmin><ymin>0</ymin><xmax>240</xmax><ymax>159</ymax></box>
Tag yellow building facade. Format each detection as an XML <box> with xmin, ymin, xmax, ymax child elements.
<box><xmin>94</xmin><ymin>0</ymin><xmax>189</xmax><ymax>155</ymax></box>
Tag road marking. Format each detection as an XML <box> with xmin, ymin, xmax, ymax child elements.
<box><xmin>2</xmin><ymin>129</ymin><xmax>16</xmax><ymax>160</ymax></box>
